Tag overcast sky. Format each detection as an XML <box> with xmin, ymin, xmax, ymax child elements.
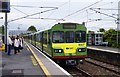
<box><xmin>0</xmin><ymin>0</ymin><xmax>119</xmax><ymax>32</ymax></box>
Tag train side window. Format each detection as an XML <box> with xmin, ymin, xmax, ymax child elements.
<box><xmin>36</xmin><ymin>34</ymin><xmax>39</xmax><ymax>42</ymax></box>
<box><xmin>43</xmin><ymin>33</ymin><xmax>47</xmax><ymax>44</ymax></box>
<box><xmin>48</xmin><ymin>32</ymin><xmax>51</xmax><ymax>44</ymax></box>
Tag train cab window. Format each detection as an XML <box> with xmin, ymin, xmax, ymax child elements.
<box><xmin>52</xmin><ymin>31</ymin><xmax>64</xmax><ymax>43</ymax></box>
<box><xmin>75</xmin><ymin>31</ymin><xmax>86</xmax><ymax>42</ymax></box>
<box><xmin>66</xmin><ymin>31</ymin><xmax>74</xmax><ymax>43</ymax></box>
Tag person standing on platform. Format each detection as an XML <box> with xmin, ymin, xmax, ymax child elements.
<box><xmin>14</xmin><ymin>36</ymin><xmax>20</xmax><ymax>54</ymax></box>
<box><xmin>7</xmin><ymin>36</ymin><xmax>13</xmax><ymax>55</ymax></box>
<box><xmin>11</xmin><ymin>36</ymin><xmax>15</xmax><ymax>49</ymax></box>
<box><xmin>0</xmin><ymin>38</ymin><xmax>2</xmax><ymax>48</ymax></box>
<box><xmin>19</xmin><ymin>37</ymin><xmax>23</xmax><ymax>50</ymax></box>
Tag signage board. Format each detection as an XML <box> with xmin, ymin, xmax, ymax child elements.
<box><xmin>0</xmin><ymin>0</ymin><xmax>10</xmax><ymax>13</ymax></box>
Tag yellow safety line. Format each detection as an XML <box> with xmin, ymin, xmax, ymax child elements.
<box><xmin>30</xmin><ymin>56</ymin><xmax>38</xmax><ymax>66</ymax></box>
<box><xmin>27</xmin><ymin>48</ymin><xmax>29</xmax><ymax>51</ymax></box>
<box><xmin>26</xmin><ymin>43</ymin><xmax>52</xmax><ymax>77</ymax></box>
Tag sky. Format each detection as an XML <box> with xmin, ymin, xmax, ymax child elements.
<box><xmin>0</xmin><ymin>0</ymin><xmax>119</xmax><ymax>32</ymax></box>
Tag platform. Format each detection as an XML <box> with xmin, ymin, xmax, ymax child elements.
<box><xmin>1</xmin><ymin>44</ymin><xmax>45</xmax><ymax>77</ymax></box>
<box><xmin>87</xmin><ymin>46</ymin><xmax>120</xmax><ymax>54</ymax></box>
<box><xmin>26</xmin><ymin>42</ymin><xmax>71</xmax><ymax>76</ymax></box>
<box><xmin>1</xmin><ymin>42</ymin><xmax>71</xmax><ymax>77</ymax></box>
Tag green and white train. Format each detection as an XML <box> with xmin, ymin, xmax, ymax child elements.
<box><xmin>25</xmin><ymin>22</ymin><xmax>87</xmax><ymax>65</ymax></box>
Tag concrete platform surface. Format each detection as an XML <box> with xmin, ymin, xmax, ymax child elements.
<box><xmin>1</xmin><ymin>44</ymin><xmax>45</xmax><ymax>77</ymax></box>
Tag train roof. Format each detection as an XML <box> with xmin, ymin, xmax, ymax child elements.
<box><xmin>26</xmin><ymin>22</ymin><xmax>85</xmax><ymax>35</ymax></box>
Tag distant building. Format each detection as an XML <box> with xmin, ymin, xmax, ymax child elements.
<box><xmin>9</xmin><ymin>30</ymin><xmax>32</xmax><ymax>36</ymax></box>
<box><xmin>87</xmin><ymin>32</ymin><xmax>103</xmax><ymax>46</ymax></box>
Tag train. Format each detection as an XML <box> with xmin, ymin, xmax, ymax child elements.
<box><xmin>25</xmin><ymin>22</ymin><xmax>87</xmax><ymax>65</ymax></box>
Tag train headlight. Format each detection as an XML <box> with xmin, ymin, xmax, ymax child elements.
<box><xmin>78</xmin><ymin>49</ymin><xmax>81</xmax><ymax>52</ymax></box>
<box><xmin>81</xmin><ymin>48</ymin><xmax>86</xmax><ymax>52</ymax></box>
<box><xmin>54</xmin><ymin>49</ymin><xmax>63</xmax><ymax>53</ymax></box>
<box><xmin>78</xmin><ymin>48</ymin><xmax>86</xmax><ymax>52</ymax></box>
<box><xmin>54</xmin><ymin>49</ymin><xmax>59</xmax><ymax>53</ymax></box>
<box><xmin>59</xmin><ymin>50</ymin><xmax>62</xmax><ymax>53</ymax></box>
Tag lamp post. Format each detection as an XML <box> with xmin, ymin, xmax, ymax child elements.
<box><xmin>112</xmin><ymin>14</ymin><xmax>119</xmax><ymax>47</ymax></box>
<box><xmin>114</xmin><ymin>14</ymin><xmax>120</xmax><ymax>47</ymax></box>
<box><xmin>17</xmin><ymin>26</ymin><xmax>20</xmax><ymax>35</ymax></box>
<box><xmin>116</xmin><ymin>19</ymin><xmax>119</xmax><ymax>47</ymax></box>
<box><xmin>5</xmin><ymin>12</ymin><xmax>8</xmax><ymax>52</ymax></box>
<box><xmin>17</xmin><ymin>24</ymin><xmax>22</xmax><ymax>35</ymax></box>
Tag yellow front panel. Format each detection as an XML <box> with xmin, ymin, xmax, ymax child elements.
<box><xmin>52</xmin><ymin>43</ymin><xmax>86</xmax><ymax>53</ymax></box>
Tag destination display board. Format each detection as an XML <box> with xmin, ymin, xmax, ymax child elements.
<box><xmin>63</xmin><ymin>24</ymin><xmax>76</xmax><ymax>29</ymax></box>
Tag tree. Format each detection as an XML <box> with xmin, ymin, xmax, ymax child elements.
<box><xmin>88</xmin><ymin>30</ymin><xmax>95</xmax><ymax>33</ymax></box>
<box><xmin>98</xmin><ymin>28</ymin><xmax>105</xmax><ymax>32</ymax></box>
<box><xmin>0</xmin><ymin>25</ymin><xmax>4</xmax><ymax>34</ymax></box>
<box><xmin>0</xmin><ymin>26</ymin><xmax>2</xmax><ymax>33</ymax></box>
<box><xmin>104</xmin><ymin>29</ymin><xmax>117</xmax><ymax>47</ymax></box>
<box><xmin>27</xmin><ymin>25</ymin><xmax>37</xmax><ymax>32</ymax></box>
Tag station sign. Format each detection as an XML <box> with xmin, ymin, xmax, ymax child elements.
<box><xmin>0</xmin><ymin>0</ymin><xmax>10</xmax><ymax>13</ymax></box>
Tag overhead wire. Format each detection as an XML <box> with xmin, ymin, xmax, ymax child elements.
<box><xmin>26</xmin><ymin>17</ymin><xmax>64</xmax><ymax>21</ymax></box>
<box><xmin>64</xmin><ymin>1</ymin><xmax>116</xmax><ymax>23</ymax></box>
<box><xmin>30</xmin><ymin>1</ymin><xmax>71</xmax><ymax>31</ymax></box>
<box><xmin>90</xmin><ymin>8</ymin><xmax>117</xmax><ymax>19</ymax></box>
<box><xmin>9</xmin><ymin>4</ymin><xmax>59</xmax><ymax>23</ymax></box>
<box><xmin>11</xmin><ymin>5</ymin><xmax>58</xmax><ymax>9</ymax></box>
<box><xmin>78</xmin><ymin>1</ymin><xmax>117</xmax><ymax>31</ymax></box>
<box><xmin>62</xmin><ymin>0</ymin><xmax>103</xmax><ymax>19</ymax></box>
<box><xmin>91</xmin><ymin>2</ymin><xmax>113</xmax><ymax>8</ymax></box>
<box><xmin>90</xmin><ymin>8</ymin><xmax>120</xmax><ymax>10</ymax></box>
<box><xmin>9</xmin><ymin>1</ymin><xmax>118</xmax><ymax>31</ymax></box>
<box><xmin>34</xmin><ymin>2</ymin><xmax>69</xmax><ymax>29</ymax></box>
<box><xmin>56</xmin><ymin>0</ymin><xmax>73</xmax><ymax>20</ymax></box>
<box><xmin>71</xmin><ymin>2</ymin><xmax>116</xmax><ymax>23</ymax></box>
<box><xmin>8</xmin><ymin>8</ymin><xmax>58</xmax><ymax>23</ymax></box>
<box><xmin>12</xmin><ymin>7</ymin><xmax>28</xmax><ymax>15</ymax></box>
<box><xmin>73</xmin><ymin>11</ymin><xmax>95</xmax><ymax>22</ymax></box>
<box><xmin>62</xmin><ymin>0</ymin><xmax>108</xmax><ymax>23</ymax></box>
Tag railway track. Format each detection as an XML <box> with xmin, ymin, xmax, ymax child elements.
<box><xmin>85</xmin><ymin>58</ymin><xmax>120</xmax><ymax>75</ymax></box>
<box><xmin>30</xmin><ymin>42</ymin><xmax>120</xmax><ymax>76</ymax></box>
<box><xmin>63</xmin><ymin>65</ymin><xmax>92</xmax><ymax>77</ymax></box>
<box><xmin>63</xmin><ymin>58</ymin><xmax>120</xmax><ymax>77</ymax></box>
